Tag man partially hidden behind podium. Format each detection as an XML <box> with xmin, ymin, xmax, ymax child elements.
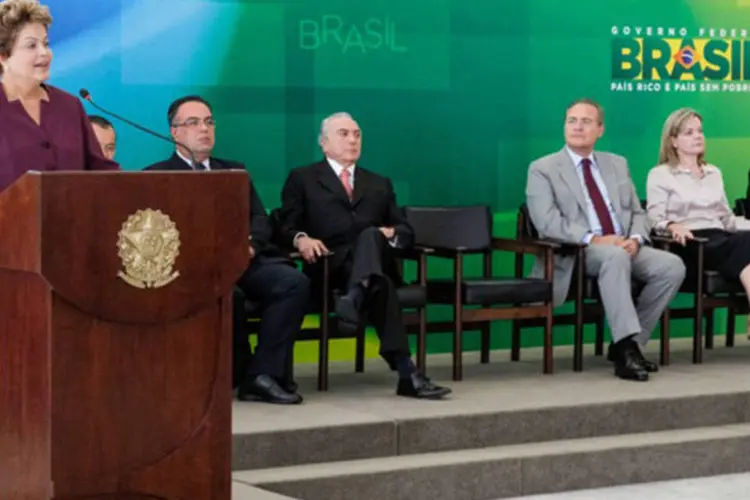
<box><xmin>144</xmin><ymin>95</ymin><xmax>309</xmax><ymax>405</ymax></box>
<box><xmin>279</xmin><ymin>112</ymin><xmax>451</xmax><ymax>399</ymax></box>
<box><xmin>0</xmin><ymin>0</ymin><xmax>118</xmax><ymax>193</ymax></box>
<box><xmin>89</xmin><ymin>114</ymin><xmax>116</xmax><ymax>161</ymax></box>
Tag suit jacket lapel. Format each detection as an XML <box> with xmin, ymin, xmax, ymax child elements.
<box><xmin>351</xmin><ymin>167</ymin><xmax>368</xmax><ymax>207</ymax></box>
<box><xmin>209</xmin><ymin>157</ymin><xmax>227</xmax><ymax>171</ymax></box>
<box><xmin>556</xmin><ymin>149</ymin><xmax>588</xmax><ymax>215</ymax></box>
<box><xmin>166</xmin><ymin>153</ymin><xmax>193</xmax><ymax>171</ymax></box>
<box><xmin>315</xmin><ymin>161</ymin><xmax>351</xmax><ymax>204</ymax></box>
<box><xmin>593</xmin><ymin>153</ymin><xmax>621</xmax><ymax>215</ymax></box>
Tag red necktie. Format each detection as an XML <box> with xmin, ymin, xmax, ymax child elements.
<box><xmin>580</xmin><ymin>158</ymin><xmax>616</xmax><ymax>235</ymax></box>
<box><xmin>340</xmin><ymin>168</ymin><xmax>353</xmax><ymax>200</ymax></box>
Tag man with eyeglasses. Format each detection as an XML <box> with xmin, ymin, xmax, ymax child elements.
<box><xmin>143</xmin><ymin>95</ymin><xmax>310</xmax><ymax>405</ymax></box>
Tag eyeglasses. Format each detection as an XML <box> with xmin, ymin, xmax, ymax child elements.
<box><xmin>172</xmin><ymin>117</ymin><xmax>216</xmax><ymax>129</ymax></box>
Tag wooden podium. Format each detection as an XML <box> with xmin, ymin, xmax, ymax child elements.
<box><xmin>0</xmin><ymin>171</ymin><xmax>249</xmax><ymax>499</ymax></box>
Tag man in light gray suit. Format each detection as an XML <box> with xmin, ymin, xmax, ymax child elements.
<box><xmin>526</xmin><ymin>98</ymin><xmax>685</xmax><ymax>382</ymax></box>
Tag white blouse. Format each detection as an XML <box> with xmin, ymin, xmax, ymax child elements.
<box><xmin>646</xmin><ymin>164</ymin><xmax>750</xmax><ymax>234</ymax></box>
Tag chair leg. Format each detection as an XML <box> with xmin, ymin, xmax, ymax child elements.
<box><xmin>660</xmin><ymin>310</ymin><xmax>670</xmax><ymax>366</ymax></box>
<box><xmin>318</xmin><ymin>319</ymin><xmax>329</xmax><ymax>391</ymax></box>
<box><xmin>693</xmin><ymin>296</ymin><xmax>704</xmax><ymax>364</ymax></box>
<box><xmin>573</xmin><ymin>305</ymin><xmax>584</xmax><ymax>372</ymax></box>
<box><xmin>318</xmin><ymin>260</ymin><xmax>331</xmax><ymax>391</ymax></box>
<box><xmin>511</xmin><ymin>320</ymin><xmax>521</xmax><ymax>362</ymax></box>
<box><xmin>417</xmin><ymin>307</ymin><xmax>427</xmax><ymax>373</ymax></box>
<box><xmin>705</xmin><ymin>309</ymin><xmax>714</xmax><ymax>349</ymax></box>
<box><xmin>543</xmin><ymin>306</ymin><xmax>554</xmax><ymax>374</ymax></box>
<box><xmin>453</xmin><ymin>303</ymin><xmax>463</xmax><ymax>381</ymax></box>
<box><xmin>480</xmin><ymin>321</ymin><xmax>491</xmax><ymax>364</ymax></box>
<box><xmin>594</xmin><ymin>316</ymin><xmax>605</xmax><ymax>356</ymax></box>
<box><xmin>354</xmin><ymin>322</ymin><xmax>366</xmax><ymax>373</ymax></box>
<box><xmin>727</xmin><ymin>308</ymin><xmax>736</xmax><ymax>348</ymax></box>
<box><xmin>453</xmin><ymin>257</ymin><xmax>464</xmax><ymax>381</ymax></box>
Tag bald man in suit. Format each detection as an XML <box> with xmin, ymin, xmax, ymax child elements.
<box><xmin>526</xmin><ymin>98</ymin><xmax>685</xmax><ymax>382</ymax></box>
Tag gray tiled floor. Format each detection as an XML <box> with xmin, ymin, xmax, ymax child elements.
<box><xmin>507</xmin><ymin>473</ymin><xmax>750</xmax><ymax>499</ymax></box>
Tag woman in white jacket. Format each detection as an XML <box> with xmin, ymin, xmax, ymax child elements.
<box><xmin>646</xmin><ymin>107</ymin><xmax>750</xmax><ymax>333</ymax></box>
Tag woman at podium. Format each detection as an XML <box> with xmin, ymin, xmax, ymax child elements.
<box><xmin>0</xmin><ymin>0</ymin><xmax>119</xmax><ymax>193</ymax></box>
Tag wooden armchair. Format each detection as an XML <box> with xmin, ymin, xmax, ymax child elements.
<box><xmin>650</xmin><ymin>235</ymin><xmax>747</xmax><ymax>363</ymax></box>
<box><xmin>513</xmin><ymin>203</ymin><xmax>670</xmax><ymax>369</ymax></box>
<box><xmin>404</xmin><ymin>205</ymin><xmax>556</xmax><ymax>381</ymax></box>
<box><xmin>242</xmin><ymin>210</ymin><xmax>431</xmax><ymax>391</ymax></box>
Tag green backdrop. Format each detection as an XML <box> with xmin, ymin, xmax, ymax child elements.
<box><xmin>54</xmin><ymin>0</ymin><xmax>750</xmax><ymax>362</ymax></box>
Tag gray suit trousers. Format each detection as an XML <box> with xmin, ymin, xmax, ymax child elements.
<box><xmin>585</xmin><ymin>245</ymin><xmax>685</xmax><ymax>345</ymax></box>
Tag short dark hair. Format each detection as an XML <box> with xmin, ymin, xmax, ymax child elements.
<box><xmin>565</xmin><ymin>98</ymin><xmax>604</xmax><ymax>124</ymax></box>
<box><xmin>89</xmin><ymin>114</ymin><xmax>113</xmax><ymax>129</ymax></box>
<box><xmin>167</xmin><ymin>95</ymin><xmax>212</xmax><ymax>126</ymax></box>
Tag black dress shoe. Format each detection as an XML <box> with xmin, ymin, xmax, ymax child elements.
<box><xmin>632</xmin><ymin>344</ymin><xmax>659</xmax><ymax>373</ymax></box>
<box><xmin>607</xmin><ymin>343</ymin><xmax>658</xmax><ymax>373</ymax></box>
<box><xmin>275</xmin><ymin>376</ymin><xmax>298</xmax><ymax>393</ymax></box>
<box><xmin>397</xmin><ymin>373</ymin><xmax>452</xmax><ymax>399</ymax></box>
<box><xmin>238</xmin><ymin>374</ymin><xmax>303</xmax><ymax>404</ymax></box>
<box><xmin>611</xmin><ymin>342</ymin><xmax>649</xmax><ymax>382</ymax></box>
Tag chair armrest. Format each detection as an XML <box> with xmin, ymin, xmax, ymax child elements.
<box><xmin>491</xmin><ymin>237</ymin><xmax>560</xmax><ymax>256</ymax></box>
<box><xmin>524</xmin><ymin>237</ymin><xmax>584</xmax><ymax>256</ymax></box>
<box><xmin>650</xmin><ymin>235</ymin><xmax>709</xmax><ymax>249</ymax></box>
<box><xmin>538</xmin><ymin>237</ymin><xmax>586</xmax><ymax>248</ymax></box>
<box><xmin>395</xmin><ymin>246</ymin><xmax>435</xmax><ymax>260</ymax></box>
<box><xmin>422</xmin><ymin>246</ymin><xmax>484</xmax><ymax>258</ymax></box>
<box><xmin>287</xmin><ymin>250</ymin><xmax>334</xmax><ymax>261</ymax></box>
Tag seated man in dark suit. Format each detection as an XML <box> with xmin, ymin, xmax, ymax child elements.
<box><xmin>144</xmin><ymin>95</ymin><xmax>309</xmax><ymax>405</ymax></box>
<box><xmin>278</xmin><ymin>112</ymin><xmax>451</xmax><ymax>400</ymax></box>
<box><xmin>88</xmin><ymin>115</ymin><xmax>117</xmax><ymax>161</ymax></box>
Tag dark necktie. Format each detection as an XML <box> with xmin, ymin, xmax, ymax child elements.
<box><xmin>580</xmin><ymin>158</ymin><xmax>616</xmax><ymax>235</ymax></box>
<box><xmin>192</xmin><ymin>161</ymin><xmax>207</xmax><ymax>171</ymax></box>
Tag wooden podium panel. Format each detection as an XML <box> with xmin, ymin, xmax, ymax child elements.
<box><xmin>0</xmin><ymin>171</ymin><xmax>249</xmax><ymax>499</ymax></box>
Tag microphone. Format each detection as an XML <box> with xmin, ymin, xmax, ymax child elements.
<box><xmin>79</xmin><ymin>88</ymin><xmax>199</xmax><ymax>168</ymax></box>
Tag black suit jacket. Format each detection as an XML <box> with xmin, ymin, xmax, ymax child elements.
<box><xmin>279</xmin><ymin>159</ymin><xmax>413</xmax><ymax>274</ymax></box>
<box><xmin>143</xmin><ymin>153</ymin><xmax>281</xmax><ymax>258</ymax></box>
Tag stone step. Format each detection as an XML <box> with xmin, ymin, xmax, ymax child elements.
<box><xmin>232</xmin><ymin>389</ymin><xmax>750</xmax><ymax>470</ymax></box>
<box><xmin>232</xmin><ymin>481</ymin><xmax>299</xmax><ymax>500</ymax></box>
<box><xmin>235</xmin><ymin>423</ymin><xmax>750</xmax><ymax>500</ymax></box>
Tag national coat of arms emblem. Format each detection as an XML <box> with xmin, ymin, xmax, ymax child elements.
<box><xmin>116</xmin><ymin>208</ymin><xmax>181</xmax><ymax>289</ymax></box>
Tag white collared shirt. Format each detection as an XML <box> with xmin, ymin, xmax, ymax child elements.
<box><xmin>327</xmin><ymin>157</ymin><xmax>355</xmax><ymax>186</ymax></box>
<box><xmin>176</xmin><ymin>149</ymin><xmax>211</xmax><ymax>171</ymax></box>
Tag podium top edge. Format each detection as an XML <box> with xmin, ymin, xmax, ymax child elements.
<box><xmin>23</xmin><ymin>170</ymin><xmax>249</xmax><ymax>176</ymax></box>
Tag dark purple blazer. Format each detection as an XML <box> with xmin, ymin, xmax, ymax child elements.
<box><xmin>0</xmin><ymin>83</ymin><xmax>120</xmax><ymax>192</ymax></box>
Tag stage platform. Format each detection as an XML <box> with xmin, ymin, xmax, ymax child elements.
<box><xmin>231</xmin><ymin>336</ymin><xmax>750</xmax><ymax>499</ymax></box>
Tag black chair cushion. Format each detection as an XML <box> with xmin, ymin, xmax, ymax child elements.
<box><xmin>426</xmin><ymin>278</ymin><xmax>551</xmax><ymax>305</ymax></box>
<box><xmin>397</xmin><ymin>284</ymin><xmax>427</xmax><ymax>308</ymax></box>
<box><xmin>703</xmin><ymin>270</ymin><xmax>745</xmax><ymax>295</ymax></box>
